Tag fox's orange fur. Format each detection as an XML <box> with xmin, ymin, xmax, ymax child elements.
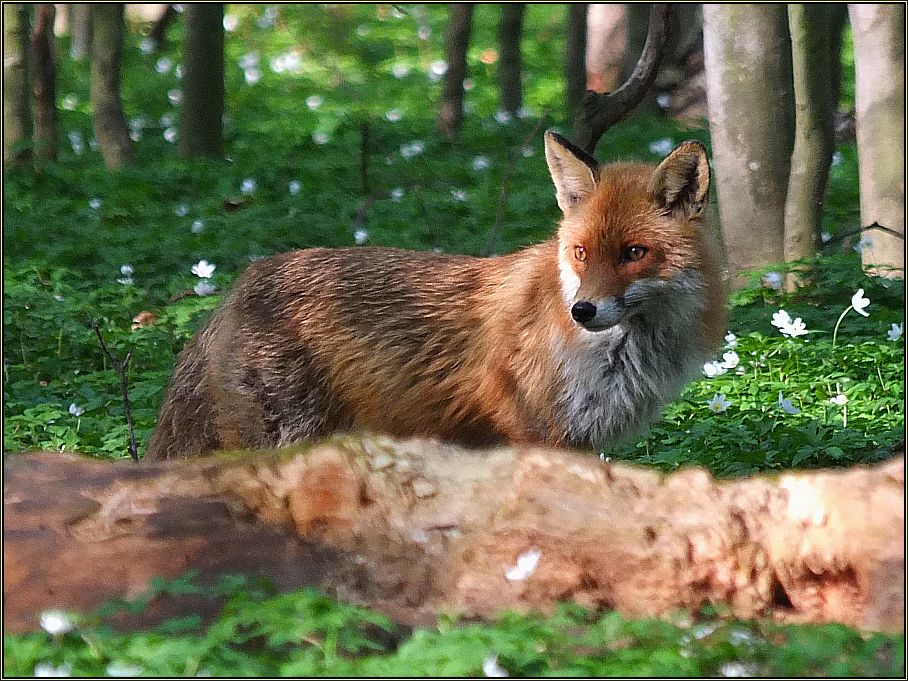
<box><xmin>146</xmin><ymin>133</ymin><xmax>726</xmax><ymax>460</ymax></box>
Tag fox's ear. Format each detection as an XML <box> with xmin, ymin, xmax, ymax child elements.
<box><xmin>544</xmin><ymin>130</ymin><xmax>600</xmax><ymax>213</ymax></box>
<box><xmin>649</xmin><ymin>140</ymin><xmax>710</xmax><ymax>219</ymax></box>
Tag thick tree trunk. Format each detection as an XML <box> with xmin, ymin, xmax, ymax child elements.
<box><xmin>3</xmin><ymin>439</ymin><xmax>903</xmax><ymax>634</ymax></box>
<box><xmin>783</xmin><ymin>4</ymin><xmax>835</xmax><ymax>271</ymax></box>
<box><xmin>563</xmin><ymin>3</ymin><xmax>588</xmax><ymax>115</ymax></box>
<box><xmin>848</xmin><ymin>4</ymin><xmax>905</xmax><ymax>278</ymax></box>
<box><xmin>90</xmin><ymin>3</ymin><xmax>133</xmax><ymax>170</ymax></box>
<box><xmin>69</xmin><ymin>3</ymin><xmax>93</xmax><ymax>61</ymax></box>
<box><xmin>703</xmin><ymin>4</ymin><xmax>794</xmax><ymax>282</ymax></box>
<box><xmin>179</xmin><ymin>3</ymin><xmax>224</xmax><ymax>159</ymax></box>
<box><xmin>437</xmin><ymin>4</ymin><xmax>473</xmax><ymax>139</ymax></box>
<box><xmin>585</xmin><ymin>4</ymin><xmax>625</xmax><ymax>94</ymax></box>
<box><xmin>497</xmin><ymin>3</ymin><xmax>524</xmax><ymax>117</ymax></box>
<box><xmin>31</xmin><ymin>3</ymin><xmax>58</xmax><ymax>162</ymax></box>
<box><xmin>4</xmin><ymin>3</ymin><xmax>32</xmax><ymax>167</ymax></box>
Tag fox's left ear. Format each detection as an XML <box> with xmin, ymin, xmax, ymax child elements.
<box><xmin>544</xmin><ymin>130</ymin><xmax>600</xmax><ymax>213</ymax></box>
<box><xmin>649</xmin><ymin>140</ymin><xmax>710</xmax><ymax>219</ymax></box>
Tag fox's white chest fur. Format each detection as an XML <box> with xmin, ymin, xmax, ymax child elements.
<box><xmin>553</xmin><ymin>271</ymin><xmax>710</xmax><ymax>447</ymax></box>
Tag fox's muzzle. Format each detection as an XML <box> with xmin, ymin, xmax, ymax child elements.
<box><xmin>571</xmin><ymin>298</ymin><xmax>625</xmax><ymax>331</ymax></box>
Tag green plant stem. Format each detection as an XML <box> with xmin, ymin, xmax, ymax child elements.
<box><xmin>831</xmin><ymin>305</ymin><xmax>853</xmax><ymax>348</ymax></box>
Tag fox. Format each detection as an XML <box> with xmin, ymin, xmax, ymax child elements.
<box><xmin>145</xmin><ymin>132</ymin><xmax>726</xmax><ymax>460</ymax></box>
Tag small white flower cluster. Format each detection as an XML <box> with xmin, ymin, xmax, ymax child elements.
<box><xmin>648</xmin><ymin>138</ymin><xmax>674</xmax><ymax>156</ymax></box>
<box><xmin>117</xmin><ymin>264</ymin><xmax>134</xmax><ymax>286</ymax></box>
<box><xmin>400</xmin><ymin>140</ymin><xmax>425</xmax><ymax>159</ymax></box>
<box><xmin>238</xmin><ymin>51</ymin><xmax>260</xmax><ymax>85</ymax></box>
<box><xmin>771</xmin><ymin>309</ymin><xmax>808</xmax><ymax>338</ymax></box>
<box><xmin>191</xmin><ymin>260</ymin><xmax>216</xmax><ymax>296</ymax></box>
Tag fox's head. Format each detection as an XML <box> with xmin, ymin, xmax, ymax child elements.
<box><xmin>544</xmin><ymin>131</ymin><xmax>714</xmax><ymax>333</ymax></box>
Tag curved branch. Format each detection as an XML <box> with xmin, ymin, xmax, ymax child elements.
<box><xmin>570</xmin><ymin>4</ymin><xmax>671</xmax><ymax>153</ymax></box>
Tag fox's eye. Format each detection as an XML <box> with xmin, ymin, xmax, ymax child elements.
<box><xmin>574</xmin><ymin>245</ymin><xmax>587</xmax><ymax>262</ymax></box>
<box><xmin>623</xmin><ymin>245</ymin><xmax>648</xmax><ymax>262</ymax></box>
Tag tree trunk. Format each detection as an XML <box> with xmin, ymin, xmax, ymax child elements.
<box><xmin>3</xmin><ymin>3</ymin><xmax>32</xmax><ymax>167</ymax></box>
<box><xmin>497</xmin><ymin>3</ymin><xmax>524</xmax><ymax>117</ymax></box>
<box><xmin>437</xmin><ymin>4</ymin><xmax>473</xmax><ymax>139</ymax></box>
<box><xmin>848</xmin><ymin>4</ymin><xmax>905</xmax><ymax>278</ymax></box>
<box><xmin>703</xmin><ymin>4</ymin><xmax>794</xmax><ymax>282</ymax></box>
<box><xmin>31</xmin><ymin>3</ymin><xmax>58</xmax><ymax>162</ymax></box>
<box><xmin>90</xmin><ymin>3</ymin><xmax>133</xmax><ymax>170</ymax></box>
<box><xmin>148</xmin><ymin>3</ymin><xmax>178</xmax><ymax>51</ymax></box>
<box><xmin>563</xmin><ymin>3</ymin><xmax>588</xmax><ymax>116</ymax></box>
<box><xmin>3</xmin><ymin>441</ymin><xmax>903</xmax><ymax>634</ymax></box>
<box><xmin>826</xmin><ymin>4</ymin><xmax>848</xmax><ymax>114</ymax></box>
<box><xmin>783</xmin><ymin>4</ymin><xmax>835</xmax><ymax>272</ymax></box>
<box><xmin>585</xmin><ymin>4</ymin><xmax>625</xmax><ymax>94</ymax></box>
<box><xmin>69</xmin><ymin>3</ymin><xmax>93</xmax><ymax>61</ymax></box>
<box><xmin>179</xmin><ymin>3</ymin><xmax>224</xmax><ymax>159</ymax></box>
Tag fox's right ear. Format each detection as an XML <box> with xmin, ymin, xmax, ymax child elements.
<box><xmin>544</xmin><ymin>131</ymin><xmax>600</xmax><ymax>213</ymax></box>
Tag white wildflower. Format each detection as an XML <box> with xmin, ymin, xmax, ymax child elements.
<box><xmin>34</xmin><ymin>663</ymin><xmax>71</xmax><ymax>677</ymax></box>
<box><xmin>472</xmin><ymin>155</ymin><xmax>491</xmax><ymax>171</ymax></box>
<box><xmin>648</xmin><ymin>138</ymin><xmax>674</xmax><ymax>156</ymax></box>
<box><xmin>720</xmin><ymin>351</ymin><xmax>740</xmax><ymax>369</ymax></box>
<box><xmin>778</xmin><ymin>391</ymin><xmax>800</xmax><ymax>415</ymax></box>
<box><xmin>40</xmin><ymin>610</ymin><xmax>74</xmax><ymax>636</ymax></box>
<box><xmin>194</xmin><ymin>281</ymin><xmax>216</xmax><ymax>296</ymax></box>
<box><xmin>763</xmin><ymin>271</ymin><xmax>783</xmax><ymax>290</ymax></box>
<box><xmin>851</xmin><ymin>288</ymin><xmax>870</xmax><ymax>317</ymax></box>
<box><xmin>702</xmin><ymin>361</ymin><xmax>727</xmax><ymax>378</ymax></box>
<box><xmin>771</xmin><ymin>309</ymin><xmax>792</xmax><ymax>329</ymax></box>
<box><xmin>887</xmin><ymin>323</ymin><xmax>903</xmax><ymax>342</ymax></box>
<box><xmin>191</xmin><ymin>260</ymin><xmax>215</xmax><ymax>278</ymax></box>
<box><xmin>505</xmin><ymin>548</ymin><xmax>541</xmax><ymax>581</ymax></box>
<box><xmin>707</xmin><ymin>394</ymin><xmax>732</xmax><ymax>413</ymax></box>
<box><xmin>482</xmin><ymin>653</ymin><xmax>509</xmax><ymax>677</ymax></box>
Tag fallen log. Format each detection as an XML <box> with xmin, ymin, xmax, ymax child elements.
<box><xmin>3</xmin><ymin>437</ymin><xmax>904</xmax><ymax>634</ymax></box>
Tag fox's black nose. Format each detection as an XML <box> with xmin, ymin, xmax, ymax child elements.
<box><xmin>571</xmin><ymin>301</ymin><xmax>597</xmax><ymax>324</ymax></box>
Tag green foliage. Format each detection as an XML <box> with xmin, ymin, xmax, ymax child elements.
<box><xmin>2</xmin><ymin>4</ymin><xmax>902</xmax><ymax>676</ymax></box>
<box><xmin>4</xmin><ymin>576</ymin><xmax>903</xmax><ymax>677</ymax></box>
<box><xmin>615</xmin><ymin>258</ymin><xmax>904</xmax><ymax>476</ymax></box>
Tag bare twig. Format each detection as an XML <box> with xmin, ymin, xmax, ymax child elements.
<box><xmin>482</xmin><ymin>112</ymin><xmax>550</xmax><ymax>257</ymax></box>
<box><xmin>821</xmin><ymin>221</ymin><xmax>905</xmax><ymax>246</ymax></box>
<box><xmin>88</xmin><ymin>319</ymin><xmax>139</xmax><ymax>461</ymax></box>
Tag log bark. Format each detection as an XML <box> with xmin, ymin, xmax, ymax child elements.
<box><xmin>4</xmin><ymin>438</ymin><xmax>903</xmax><ymax>634</ymax></box>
